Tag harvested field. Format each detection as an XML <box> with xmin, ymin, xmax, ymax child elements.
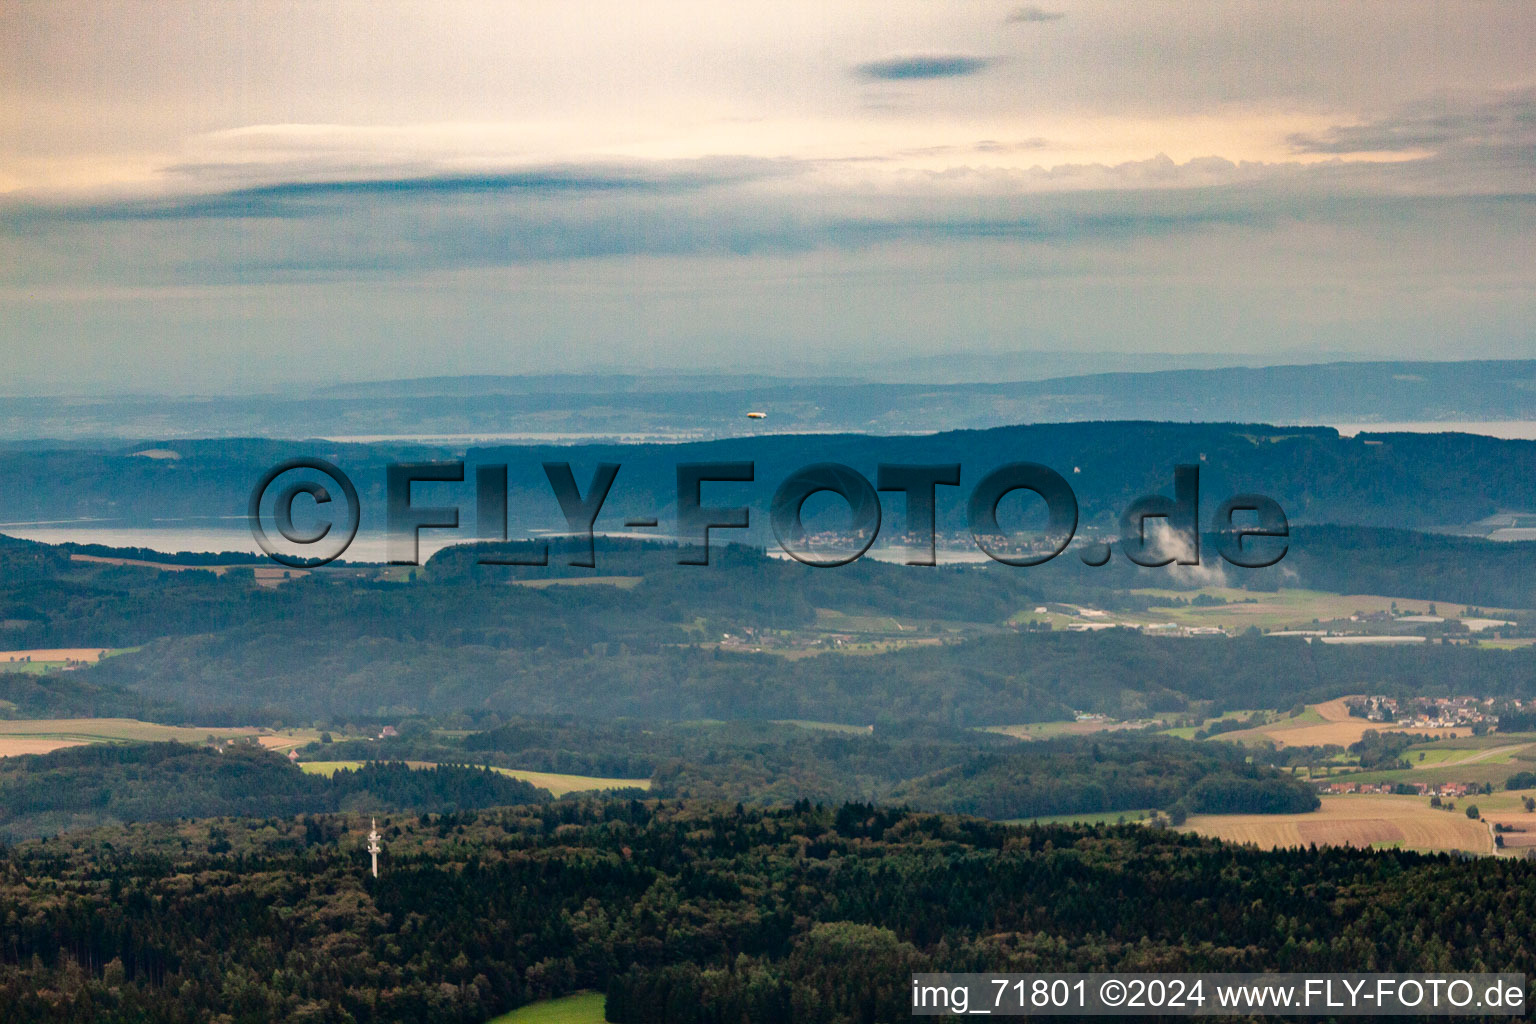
<box><xmin>1477</xmin><ymin>794</ymin><xmax>1536</xmax><ymax>854</ymax></box>
<box><xmin>0</xmin><ymin>648</ymin><xmax>111</xmax><ymax>664</ymax></box>
<box><xmin>0</xmin><ymin>719</ymin><xmax>320</xmax><ymax>757</ymax></box>
<box><xmin>0</xmin><ymin>737</ymin><xmax>90</xmax><ymax>756</ymax></box>
<box><xmin>1183</xmin><ymin>794</ymin><xmax>1492</xmax><ymax>855</ymax></box>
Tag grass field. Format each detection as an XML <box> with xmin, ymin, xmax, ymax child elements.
<box><xmin>1159</xmin><ymin>709</ymin><xmax>1262</xmax><ymax>739</ymax></box>
<box><xmin>1183</xmin><ymin>794</ymin><xmax>1494</xmax><ymax>855</ymax></box>
<box><xmin>0</xmin><ymin>718</ymin><xmax>319</xmax><ymax>757</ymax></box>
<box><xmin>298</xmin><ymin>760</ymin><xmax>650</xmax><ymax>796</ymax></box>
<box><xmin>485</xmin><ymin>992</ymin><xmax>605</xmax><ymax>1024</ymax></box>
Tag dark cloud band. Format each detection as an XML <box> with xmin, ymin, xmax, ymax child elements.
<box><xmin>855</xmin><ymin>55</ymin><xmax>993</xmax><ymax>81</ymax></box>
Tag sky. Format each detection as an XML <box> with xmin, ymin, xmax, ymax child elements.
<box><xmin>1</xmin><ymin>1</ymin><xmax>1534</xmax><ymax>394</ymax></box>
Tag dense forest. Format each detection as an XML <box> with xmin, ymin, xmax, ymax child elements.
<box><xmin>0</xmin><ymin>800</ymin><xmax>1530</xmax><ymax>1023</ymax></box>
<box><xmin>887</xmin><ymin>736</ymin><xmax>1318</xmax><ymax>819</ymax></box>
<box><xmin>0</xmin><ymin>743</ymin><xmax>549</xmax><ymax>840</ymax></box>
<box><xmin>0</xmin><ymin>670</ymin><xmax>175</xmax><ymax>722</ymax></box>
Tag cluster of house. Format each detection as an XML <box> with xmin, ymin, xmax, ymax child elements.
<box><xmin>1317</xmin><ymin>780</ymin><xmax>1481</xmax><ymax>797</ymax></box>
<box><xmin>720</xmin><ymin>630</ymin><xmax>833</xmax><ymax>652</ymax></box>
<box><xmin>1346</xmin><ymin>695</ymin><xmax>1500</xmax><ymax>730</ymax></box>
<box><xmin>1139</xmin><ymin>622</ymin><xmax>1227</xmax><ymax>637</ymax></box>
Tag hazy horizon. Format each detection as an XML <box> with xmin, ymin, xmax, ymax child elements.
<box><xmin>3</xmin><ymin>2</ymin><xmax>1534</xmax><ymax>393</ymax></box>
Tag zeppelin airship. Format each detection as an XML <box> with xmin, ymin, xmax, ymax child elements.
<box><xmin>746</xmin><ymin>411</ymin><xmax>767</xmax><ymax>419</ymax></box>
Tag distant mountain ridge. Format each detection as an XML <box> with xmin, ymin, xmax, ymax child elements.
<box><xmin>2</xmin><ymin>360</ymin><xmax>1535</xmax><ymax>441</ymax></box>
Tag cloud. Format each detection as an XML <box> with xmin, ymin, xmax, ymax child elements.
<box><xmin>3</xmin><ymin>159</ymin><xmax>794</xmax><ymax>224</ymax></box>
<box><xmin>1287</xmin><ymin>90</ymin><xmax>1536</xmax><ymax>155</ymax></box>
<box><xmin>3</xmin><ymin>133</ymin><xmax>1533</xmax><ymax>291</ymax></box>
<box><xmin>1140</xmin><ymin>520</ymin><xmax>1229</xmax><ymax>588</ymax></box>
<box><xmin>1005</xmin><ymin>6</ymin><xmax>1065</xmax><ymax>23</ymax></box>
<box><xmin>855</xmin><ymin>55</ymin><xmax>993</xmax><ymax>81</ymax></box>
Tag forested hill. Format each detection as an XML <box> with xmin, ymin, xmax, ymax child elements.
<box><xmin>2</xmin><ymin>419</ymin><xmax>1536</xmax><ymax>531</ymax></box>
<box><xmin>0</xmin><ymin>743</ymin><xmax>550</xmax><ymax>840</ymax></box>
<box><xmin>315</xmin><ymin>725</ymin><xmax>1318</xmax><ymax>820</ymax></box>
<box><xmin>5</xmin><ymin>530</ymin><xmax>1536</xmax><ymax>724</ymax></box>
<box><xmin>0</xmin><ymin>800</ymin><xmax>1531</xmax><ymax>1023</ymax></box>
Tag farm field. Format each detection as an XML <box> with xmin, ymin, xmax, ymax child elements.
<box><xmin>485</xmin><ymin>992</ymin><xmax>605</xmax><ymax>1024</ymax></box>
<box><xmin>1478</xmin><ymin>792</ymin><xmax>1536</xmax><ymax>853</ymax></box>
<box><xmin>0</xmin><ymin>718</ymin><xmax>319</xmax><ymax>757</ymax></box>
<box><xmin>1</xmin><ymin>648</ymin><xmax>113</xmax><ymax>663</ymax></box>
<box><xmin>1131</xmin><ymin>587</ymin><xmax>1507</xmax><ymax>632</ymax></box>
<box><xmin>1343</xmin><ymin>735</ymin><xmax>1536</xmax><ymax>787</ymax></box>
<box><xmin>1183</xmin><ymin>794</ymin><xmax>1494</xmax><ymax>855</ymax></box>
<box><xmin>1217</xmin><ymin>697</ymin><xmax>1460</xmax><ymax>748</ymax></box>
<box><xmin>68</xmin><ymin>553</ymin><xmax>304</xmax><ymax>586</ymax></box>
<box><xmin>0</xmin><ymin>647</ymin><xmax>142</xmax><ymax>674</ymax></box>
<box><xmin>1159</xmin><ymin>709</ymin><xmax>1262</xmax><ymax>739</ymax></box>
<box><xmin>983</xmin><ymin>719</ymin><xmax>1153</xmax><ymax>740</ymax></box>
<box><xmin>298</xmin><ymin>760</ymin><xmax>650</xmax><ymax>796</ymax></box>
<box><xmin>993</xmin><ymin>587</ymin><xmax>1521</xmax><ymax>642</ymax></box>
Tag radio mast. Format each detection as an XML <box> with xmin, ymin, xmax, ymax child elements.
<box><xmin>367</xmin><ymin>818</ymin><xmax>382</xmax><ymax>878</ymax></box>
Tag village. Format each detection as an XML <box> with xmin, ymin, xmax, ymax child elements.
<box><xmin>1344</xmin><ymin>694</ymin><xmax>1509</xmax><ymax>730</ymax></box>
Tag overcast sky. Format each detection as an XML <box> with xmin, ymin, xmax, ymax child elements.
<box><xmin>2</xmin><ymin>1</ymin><xmax>1534</xmax><ymax>393</ymax></box>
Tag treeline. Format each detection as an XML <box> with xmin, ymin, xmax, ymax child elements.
<box><xmin>0</xmin><ymin>801</ymin><xmax>1532</xmax><ymax>1023</ymax></box>
<box><xmin>55</xmin><ymin>543</ymin><xmax>275</xmax><ymax>566</ymax></box>
<box><xmin>0</xmin><ymin>742</ymin><xmax>548</xmax><ymax>839</ymax></box>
